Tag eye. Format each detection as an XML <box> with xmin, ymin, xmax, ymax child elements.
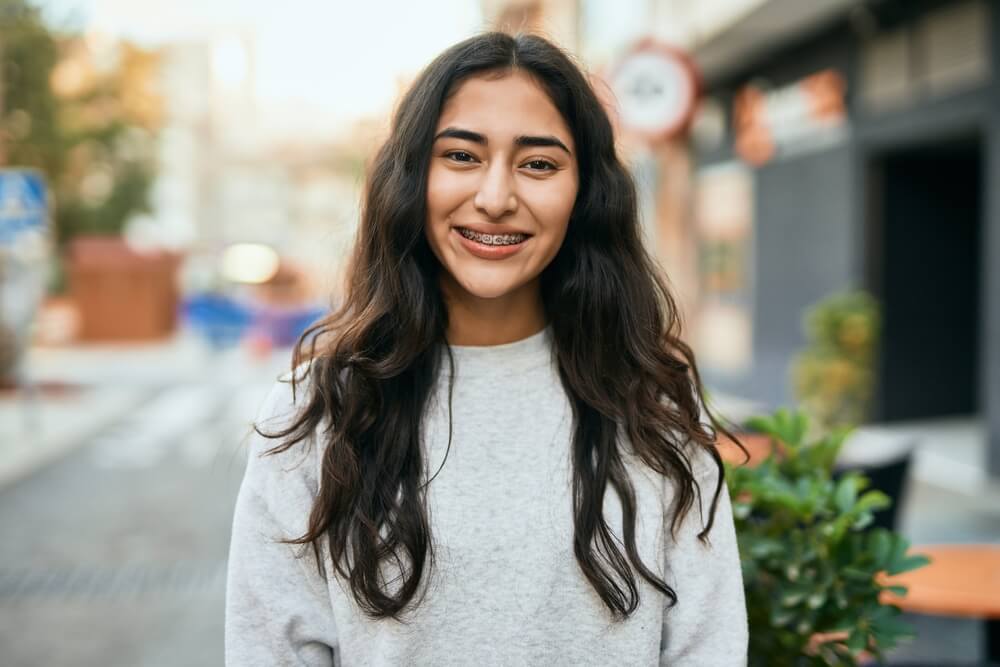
<box><xmin>445</xmin><ymin>150</ymin><xmax>477</xmax><ymax>163</ymax></box>
<box><xmin>523</xmin><ymin>159</ymin><xmax>557</xmax><ymax>171</ymax></box>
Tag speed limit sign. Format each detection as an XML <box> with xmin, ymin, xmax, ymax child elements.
<box><xmin>607</xmin><ymin>39</ymin><xmax>699</xmax><ymax>142</ymax></box>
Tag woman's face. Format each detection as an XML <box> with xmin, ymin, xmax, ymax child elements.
<box><xmin>425</xmin><ymin>71</ymin><xmax>579</xmax><ymax>302</ymax></box>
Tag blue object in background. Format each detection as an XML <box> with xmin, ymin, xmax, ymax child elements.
<box><xmin>0</xmin><ymin>169</ymin><xmax>48</xmax><ymax>246</ymax></box>
<box><xmin>181</xmin><ymin>293</ymin><xmax>326</xmax><ymax>350</ymax></box>
<box><xmin>181</xmin><ymin>293</ymin><xmax>254</xmax><ymax>349</ymax></box>
<box><xmin>254</xmin><ymin>304</ymin><xmax>327</xmax><ymax>347</ymax></box>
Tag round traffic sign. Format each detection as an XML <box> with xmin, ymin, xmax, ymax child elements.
<box><xmin>607</xmin><ymin>40</ymin><xmax>699</xmax><ymax>142</ymax></box>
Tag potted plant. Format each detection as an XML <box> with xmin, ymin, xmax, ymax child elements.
<box><xmin>790</xmin><ymin>290</ymin><xmax>913</xmax><ymax>531</ymax></box>
<box><xmin>726</xmin><ymin>408</ymin><xmax>929</xmax><ymax>665</ymax></box>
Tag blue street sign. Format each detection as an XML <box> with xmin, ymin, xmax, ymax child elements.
<box><xmin>0</xmin><ymin>169</ymin><xmax>49</xmax><ymax>246</ymax></box>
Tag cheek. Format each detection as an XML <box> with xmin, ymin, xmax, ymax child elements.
<box><xmin>426</xmin><ymin>165</ymin><xmax>466</xmax><ymax>223</ymax></box>
<box><xmin>525</xmin><ymin>178</ymin><xmax>578</xmax><ymax>234</ymax></box>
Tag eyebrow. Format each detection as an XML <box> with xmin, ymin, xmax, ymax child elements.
<box><xmin>433</xmin><ymin>127</ymin><xmax>572</xmax><ymax>155</ymax></box>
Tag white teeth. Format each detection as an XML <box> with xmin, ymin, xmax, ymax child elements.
<box><xmin>457</xmin><ymin>228</ymin><xmax>528</xmax><ymax>246</ymax></box>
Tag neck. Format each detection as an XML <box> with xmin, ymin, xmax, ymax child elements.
<box><xmin>441</xmin><ymin>277</ymin><xmax>547</xmax><ymax>346</ymax></box>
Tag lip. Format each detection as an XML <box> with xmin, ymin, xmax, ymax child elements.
<box><xmin>452</xmin><ymin>227</ymin><xmax>530</xmax><ymax>260</ymax></box>
<box><xmin>454</xmin><ymin>223</ymin><xmax>532</xmax><ymax>236</ymax></box>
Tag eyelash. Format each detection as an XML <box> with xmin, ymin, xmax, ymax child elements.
<box><xmin>444</xmin><ymin>151</ymin><xmax>557</xmax><ymax>172</ymax></box>
<box><xmin>524</xmin><ymin>159</ymin><xmax>557</xmax><ymax>171</ymax></box>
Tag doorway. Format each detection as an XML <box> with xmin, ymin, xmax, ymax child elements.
<box><xmin>867</xmin><ymin>135</ymin><xmax>982</xmax><ymax>422</ymax></box>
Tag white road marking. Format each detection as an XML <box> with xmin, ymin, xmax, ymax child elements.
<box><xmin>90</xmin><ymin>382</ymin><xmax>276</xmax><ymax>469</ymax></box>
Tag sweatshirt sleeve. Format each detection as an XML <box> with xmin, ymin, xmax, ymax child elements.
<box><xmin>659</xmin><ymin>445</ymin><xmax>748</xmax><ymax>666</ymax></box>
<box><xmin>225</xmin><ymin>377</ymin><xmax>340</xmax><ymax>667</ymax></box>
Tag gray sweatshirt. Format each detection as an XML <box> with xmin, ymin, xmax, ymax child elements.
<box><xmin>225</xmin><ymin>326</ymin><xmax>748</xmax><ymax>666</ymax></box>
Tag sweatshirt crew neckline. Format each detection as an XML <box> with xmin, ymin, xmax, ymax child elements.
<box><xmin>442</xmin><ymin>325</ymin><xmax>553</xmax><ymax>378</ymax></box>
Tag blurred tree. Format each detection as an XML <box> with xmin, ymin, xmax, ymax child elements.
<box><xmin>0</xmin><ymin>0</ymin><xmax>64</xmax><ymax>176</ymax></box>
<box><xmin>52</xmin><ymin>39</ymin><xmax>160</xmax><ymax>243</ymax></box>
<box><xmin>0</xmin><ymin>0</ymin><xmax>160</xmax><ymax>258</ymax></box>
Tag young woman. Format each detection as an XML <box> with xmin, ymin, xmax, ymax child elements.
<box><xmin>226</xmin><ymin>32</ymin><xmax>748</xmax><ymax>666</ymax></box>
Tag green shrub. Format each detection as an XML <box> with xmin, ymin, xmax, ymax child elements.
<box><xmin>791</xmin><ymin>291</ymin><xmax>880</xmax><ymax>435</ymax></box>
<box><xmin>727</xmin><ymin>409</ymin><xmax>929</xmax><ymax>666</ymax></box>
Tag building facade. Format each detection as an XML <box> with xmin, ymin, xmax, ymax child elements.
<box><xmin>684</xmin><ymin>0</ymin><xmax>1000</xmax><ymax>475</ymax></box>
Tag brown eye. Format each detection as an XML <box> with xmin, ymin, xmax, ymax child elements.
<box><xmin>446</xmin><ymin>150</ymin><xmax>476</xmax><ymax>163</ymax></box>
<box><xmin>524</xmin><ymin>159</ymin><xmax>556</xmax><ymax>171</ymax></box>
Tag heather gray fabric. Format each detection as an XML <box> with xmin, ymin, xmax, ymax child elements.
<box><xmin>225</xmin><ymin>326</ymin><xmax>748</xmax><ymax>666</ymax></box>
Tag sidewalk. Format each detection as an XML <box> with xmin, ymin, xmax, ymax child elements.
<box><xmin>0</xmin><ymin>331</ymin><xmax>291</xmax><ymax>491</ymax></box>
<box><xmin>0</xmin><ymin>384</ymin><xmax>147</xmax><ymax>489</ymax></box>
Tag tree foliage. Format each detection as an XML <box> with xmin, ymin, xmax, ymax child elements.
<box><xmin>0</xmin><ymin>0</ymin><xmax>63</xmax><ymax>177</ymax></box>
<box><xmin>0</xmin><ymin>0</ymin><xmax>158</xmax><ymax>256</ymax></box>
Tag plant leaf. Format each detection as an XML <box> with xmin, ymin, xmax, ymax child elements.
<box><xmin>869</xmin><ymin>530</ymin><xmax>892</xmax><ymax>569</ymax></box>
<box><xmin>887</xmin><ymin>554</ymin><xmax>931</xmax><ymax>576</ymax></box>
<box><xmin>834</xmin><ymin>476</ymin><xmax>858</xmax><ymax>513</ymax></box>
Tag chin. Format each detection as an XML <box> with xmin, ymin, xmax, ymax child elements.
<box><xmin>454</xmin><ymin>276</ymin><xmax>524</xmax><ymax>300</ymax></box>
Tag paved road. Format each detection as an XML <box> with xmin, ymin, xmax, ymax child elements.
<box><xmin>0</xmin><ymin>377</ymin><xmax>275</xmax><ymax>667</ymax></box>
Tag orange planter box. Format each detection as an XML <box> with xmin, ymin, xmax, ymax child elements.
<box><xmin>67</xmin><ymin>236</ymin><xmax>181</xmax><ymax>341</ymax></box>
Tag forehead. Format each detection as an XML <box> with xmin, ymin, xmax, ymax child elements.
<box><xmin>435</xmin><ymin>71</ymin><xmax>574</xmax><ymax>147</ymax></box>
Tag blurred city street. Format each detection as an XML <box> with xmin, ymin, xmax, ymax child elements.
<box><xmin>3</xmin><ymin>0</ymin><xmax>1000</xmax><ymax>664</ymax></box>
<box><xmin>0</xmin><ymin>336</ymin><xmax>287</xmax><ymax>666</ymax></box>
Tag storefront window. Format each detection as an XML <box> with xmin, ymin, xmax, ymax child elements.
<box><xmin>693</xmin><ymin>161</ymin><xmax>754</xmax><ymax>376</ymax></box>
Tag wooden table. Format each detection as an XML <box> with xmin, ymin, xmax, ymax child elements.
<box><xmin>882</xmin><ymin>544</ymin><xmax>1000</xmax><ymax>662</ymax></box>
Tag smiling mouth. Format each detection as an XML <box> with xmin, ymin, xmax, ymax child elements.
<box><xmin>455</xmin><ymin>227</ymin><xmax>531</xmax><ymax>246</ymax></box>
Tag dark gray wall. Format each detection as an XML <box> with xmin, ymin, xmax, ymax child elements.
<box><xmin>987</xmin><ymin>0</ymin><xmax>1000</xmax><ymax>475</ymax></box>
<box><xmin>697</xmin><ymin>24</ymin><xmax>859</xmax><ymax>409</ymax></box>
<box><xmin>705</xmin><ymin>145</ymin><xmax>857</xmax><ymax>409</ymax></box>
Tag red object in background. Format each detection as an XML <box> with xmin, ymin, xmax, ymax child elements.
<box><xmin>733</xmin><ymin>68</ymin><xmax>847</xmax><ymax>167</ymax></box>
<box><xmin>67</xmin><ymin>236</ymin><xmax>181</xmax><ymax>341</ymax></box>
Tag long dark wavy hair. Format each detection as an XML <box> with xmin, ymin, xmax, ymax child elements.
<box><xmin>259</xmin><ymin>31</ymin><xmax>742</xmax><ymax>622</ymax></box>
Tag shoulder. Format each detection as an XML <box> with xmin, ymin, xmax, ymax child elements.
<box><xmin>656</xmin><ymin>438</ymin><xmax>726</xmax><ymax>537</ymax></box>
<box><xmin>663</xmin><ymin>389</ymin><xmax>725</xmax><ymax>494</ymax></box>
<box><xmin>255</xmin><ymin>360</ymin><xmax>314</xmax><ymax>431</ymax></box>
<box><xmin>240</xmin><ymin>360</ymin><xmax>322</xmax><ymax>535</ymax></box>
<box><xmin>685</xmin><ymin>440</ymin><xmax>723</xmax><ymax>488</ymax></box>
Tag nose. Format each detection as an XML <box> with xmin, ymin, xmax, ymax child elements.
<box><xmin>473</xmin><ymin>160</ymin><xmax>518</xmax><ymax>219</ymax></box>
